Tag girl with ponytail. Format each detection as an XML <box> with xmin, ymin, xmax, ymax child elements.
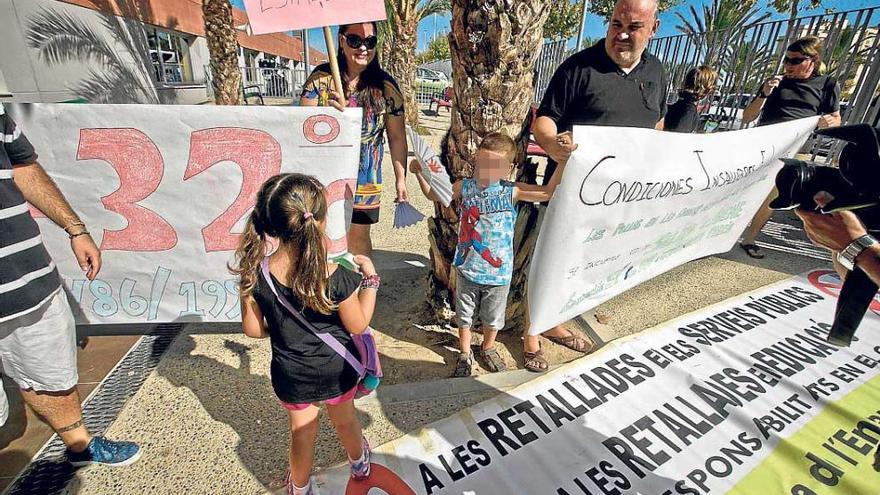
<box><xmin>230</xmin><ymin>173</ymin><xmax>378</xmax><ymax>494</ymax></box>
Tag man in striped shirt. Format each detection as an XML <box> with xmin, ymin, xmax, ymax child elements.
<box><xmin>1</xmin><ymin>105</ymin><xmax>140</xmax><ymax>467</ymax></box>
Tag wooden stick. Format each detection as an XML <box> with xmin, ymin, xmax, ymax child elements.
<box><xmin>323</xmin><ymin>26</ymin><xmax>345</xmax><ymax>99</ymax></box>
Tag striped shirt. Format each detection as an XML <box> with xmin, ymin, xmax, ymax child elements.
<box><xmin>1</xmin><ymin>105</ymin><xmax>62</xmax><ymax>322</ymax></box>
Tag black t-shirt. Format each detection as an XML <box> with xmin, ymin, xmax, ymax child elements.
<box><xmin>757</xmin><ymin>74</ymin><xmax>840</xmax><ymax>126</ymax></box>
<box><xmin>664</xmin><ymin>92</ymin><xmax>701</xmax><ymax>133</ymax></box>
<box><xmin>537</xmin><ymin>39</ymin><xmax>668</xmax><ymax>133</ymax></box>
<box><xmin>253</xmin><ymin>265</ymin><xmax>362</xmax><ymax>404</ymax></box>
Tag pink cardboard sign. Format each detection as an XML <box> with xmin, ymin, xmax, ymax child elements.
<box><xmin>243</xmin><ymin>0</ymin><xmax>388</xmax><ymax>34</ymax></box>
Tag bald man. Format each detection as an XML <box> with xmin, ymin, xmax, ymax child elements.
<box><xmin>525</xmin><ymin>0</ymin><xmax>667</xmax><ymax>372</ymax></box>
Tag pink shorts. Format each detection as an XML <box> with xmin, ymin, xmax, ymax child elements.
<box><xmin>280</xmin><ymin>385</ymin><xmax>358</xmax><ymax>411</ymax></box>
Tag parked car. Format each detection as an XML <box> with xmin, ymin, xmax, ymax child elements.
<box><xmin>704</xmin><ymin>93</ymin><xmax>753</xmax><ymax>131</ymax></box>
<box><xmin>416</xmin><ymin>67</ymin><xmax>448</xmax><ymax>83</ymax></box>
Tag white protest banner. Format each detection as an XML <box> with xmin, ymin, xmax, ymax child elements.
<box><xmin>11</xmin><ymin>104</ymin><xmax>361</xmax><ymax>325</ymax></box>
<box><xmin>317</xmin><ymin>270</ymin><xmax>880</xmax><ymax>494</ymax></box>
<box><xmin>527</xmin><ymin>118</ymin><xmax>818</xmax><ymax>335</ymax></box>
<box><xmin>242</xmin><ymin>0</ymin><xmax>387</xmax><ymax>34</ymax></box>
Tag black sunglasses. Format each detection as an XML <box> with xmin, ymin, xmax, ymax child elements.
<box><xmin>344</xmin><ymin>34</ymin><xmax>377</xmax><ymax>50</ymax></box>
<box><xmin>783</xmin><ymin>56</ymin><xmax>810</xmax><ymax>65</ymax></box>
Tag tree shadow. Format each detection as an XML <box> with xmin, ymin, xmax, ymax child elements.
<box><xmin>24</xmin><ymin>0</ymin><xmax>182</xmax><ymax>103</ymax></box>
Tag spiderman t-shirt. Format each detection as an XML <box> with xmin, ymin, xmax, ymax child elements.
<box><xmin>453</xmin><ymin>179</ymin><xmax>517</xmax><ymax>286</ymax></box>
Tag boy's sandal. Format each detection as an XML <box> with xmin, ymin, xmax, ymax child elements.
<box><xmin>739</xmin><ymin>243</ymin><xmax>765</xmax><ymax>259</ymax></box>
<box><xmin>453</xmin><ymin>355</ymin><xmax>473</xmax><ymax>377</ymax></box>
<box><xmin>545</xmin><ymin>329</ymin><xmax>594</xmax><ymax>354</ymax></box>
<box><xmin>476</xmin><ymin>345</ymin><xmax>507</xmax><ymax>373</ymax></box>
<box><xmin>523</xmin><ymin>349</ymin><xmax>548</xmax><ymax>373</ymax></box>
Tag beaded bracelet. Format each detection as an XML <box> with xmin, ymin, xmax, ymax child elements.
<box><xmin>360</xmin><ymin>274</ymin><xmax>381</xmax><ymax>290</ymax></box>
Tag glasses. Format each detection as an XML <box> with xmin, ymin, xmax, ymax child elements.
<box><xmin>783</xmin><ymin>56</ymin><xmax>810</xmax><ymax>65</ymax></box>
<box><xmin>344</xmin><ymin>34</ymin><xmax>377</xmax><ymax>50</ymax></box>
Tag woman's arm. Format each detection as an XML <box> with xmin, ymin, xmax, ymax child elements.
<box><xmin>240</xmin><ymin>296</ymin><xmax>268</xmax><ymax>338</ymax></box>
<box><xmin>386</xmin><ymin>114</ymin><xmax>409</xmax><ymax>203</ymax></box>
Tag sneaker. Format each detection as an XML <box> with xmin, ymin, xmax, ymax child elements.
<box><xmin>285</xmin><ymin>470</ymin><xmax>315</xmax><ymax>495</ymax></box>
<box><xmin>67</xmin><ymin>436</ymin><xmax>142</xmax><ymax>467</ymax></box>
<box><xmin>349</xmin><ymin>436</ymin><xmax>371</xmax><ymax>480</ymax></box>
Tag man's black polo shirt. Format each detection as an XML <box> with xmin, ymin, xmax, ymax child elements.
<box><xmin>757</xmin><ymin>74</ymin><xmax>839</xmax><ymax>126</ymax></box>
<box><xmin>537</xmin><ymin>39</ymin><xmax>668</xmax><ymax>132</ymax></box>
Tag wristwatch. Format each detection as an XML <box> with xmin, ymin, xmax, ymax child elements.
<box><xmin>837</xmin><ymin>234</ymin><xmax>878</xmax><ymax>271</ymax></box>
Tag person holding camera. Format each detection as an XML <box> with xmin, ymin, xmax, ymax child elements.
<box><xmin>739</xmin><ymin>36</ymin><xmax>842</xmax><ymax>259</ymax></box>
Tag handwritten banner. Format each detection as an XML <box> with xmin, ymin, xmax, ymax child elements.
<box><xmin>527</xmin><ymin>118</ymin><xmax>818</xmax><ymax>335</ymax></box>
<box><xmin>317</xmin><ymin>271</ymin><xmax>880</xmax><ymax>494</ymax></box>
<box><xmin>242</xmin><ymin>0</ymin><xmax>387</xmax><ymax>34</ymax></box>
<box><xmin>11</xmin><ymin>103</ymin><xmax>361</xmax><ymax>324</ymax></box>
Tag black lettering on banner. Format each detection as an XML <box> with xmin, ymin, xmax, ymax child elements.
<box><xmin>621</xmin><ymin>416</ymin><xmax>672</xmax><ymax>467</ymax></box>
<box><xmin>467</xmin><ymin>440</ymin><xmax>491</xmax><ymax>468</ymax></box>
<box><xmin>499</xmin><ymin>406</ymin><xmax>539</xmax><ymax>446</ymax></box>
<box><xmin>536</xmin><ymin>393</ymin><xmax>576</xmax><ymax>428</ymax></box>
<box><xmin>419</xmin><ymin>463</ymin><xmax>445</xmax><ymax>494</ymax></box>
<box><xmin>603</xmin><ymin>435</ymin><xmax>655</xmax><ymax>479</ymax></box>
<box><xmin>438</xmin><ymin>451</ymin><xmax>465</xmax><ymax>481</ymax></box>
<box><xmin>514</xmin><ymin>399</ymin><xmax>551</xmax><ymax>434</ymax></box>
<box><xmin>549</xmin><ymin>387</ymin><xmax>589</xmax><ymax>418</ymax></box>
<box><xmin>477</xmin><ymin>416</ymin><xmax>520</xmax><ymax>456</ymax></box>
<box><xmin>643</xmin><ymin>348</ymin><xmax>673</xmax><ymax>369</ymax></box>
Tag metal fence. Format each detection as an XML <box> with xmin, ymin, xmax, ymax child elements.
<box><xmin>205</xmin><ymin>65</ymin><xmax>308</xmax><ymax>101</ymax></box>
<box><xmin>648</xmin><ymin>7</ymin><xmax>880</xmax><ymax>160</ymax></box>
<box><xmin>534</xmin><ymin>39</ymin><xmax>570</xmax><ymax>103</ymax></box>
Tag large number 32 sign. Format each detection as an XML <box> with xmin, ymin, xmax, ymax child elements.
<box><xmin>74</xmin><ymin>122</ymin><xmax>353</xmax><ymax>254</ymax></box>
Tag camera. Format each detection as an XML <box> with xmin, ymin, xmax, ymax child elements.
<box><xmin>769</xmin><ymin>123</ymin><xmax>880</xmax><ymax>347</ymax></box>
<box><xmin>769</xmin><ymin>123</ymin><xmax>880</xmax><ymax>213</ymax></box>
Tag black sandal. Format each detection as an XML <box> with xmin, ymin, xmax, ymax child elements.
<box><xmin>476</xmin><ymin>345</ymin><xmax>507</xmax><ymax>373</ymax></box>
<box><xmin>453</xmin><ymin>354</ymin><xmax>473</xmax><ymax>377</ymax></box>
<box><xmin>523</xmin><ymin>348</ymin><xmax>548</xmax><ymax>373</ymax></box>
<box><xmin>739</xmin><ymin>243</ymin><xmax>764</xmax><ymax>259</ymax></box>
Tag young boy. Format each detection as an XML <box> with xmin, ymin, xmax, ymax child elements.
<box><xmin>410</xmin><ymin>132</ymin><xmax>566</xmax><ymax>377</ymax></box>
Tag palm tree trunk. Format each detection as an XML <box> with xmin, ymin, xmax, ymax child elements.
<box><xmin>202</xmin><ymin>0</ymin><xmax>242</xmax><ymax>105</ymax></box>
<box><xmin>385</xmin><ymin>1</ymin><xmax>420</xmax><ymax>127</ymax></box>
<box><xmin>426</xmin><ymin>0</ymin><xmax>550</xmax><ymax>328</ymax></box>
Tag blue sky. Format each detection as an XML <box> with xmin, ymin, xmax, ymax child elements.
<box><xmin>230</xmin><ymin>0</ymin><xmax>880</xmax><ymax>54</ymax></box>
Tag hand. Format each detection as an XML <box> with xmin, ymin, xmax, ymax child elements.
<box><xmin>795</xmin><ymin>210</ymin><xmax>867</xmax><ymax>252</ymax></box>
<box><xmin>395</xmin><ymin>179</ymin><xmax>409</xmax><ymax>203</ymax></box>
<box><xmin>408</xmin><ymin>159</ymin><xmax>422</xmax><ymax>174</ymax></box>
<box><xmin>70</xmin><ymin>234</ymin><xmax>102</xmax><ymax>280</ymax></box>
<box><xmin>353</xmin><ymin>255</ymin><xmax>377</xmax><ymax>277</ymax></box>
<box><xmin>550</xmin><ymin>131</ymin><xmax>578</xmax><ymax>164</ymax></box>
<box><xmin>327</xmin><ymin>90</ymin><xmax>346</xmax><ymax>112</ymax></box>
<box><xmin>817</xmin><ymin>113</ymin><xmax>839</xmax><ymax>129</ymax></box>
<box><xmin>761</xmin><ymin>76</ymin><xmax>782</xmax><ymax>97</ymax></box>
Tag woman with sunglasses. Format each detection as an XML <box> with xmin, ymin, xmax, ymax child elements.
<box><xmin>739</xmin><ymin>35</ymin><xmax>841</xmax><ymax>259</ymax></box>
<box><xmin>300</xmin><ymin>22</ymin><xmax>409</xmax><ymax>257</ymax></box>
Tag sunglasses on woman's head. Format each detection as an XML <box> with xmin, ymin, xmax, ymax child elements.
<box><xmin>783</xmin><ymin>56</ymin><xmax>810</xmax><ymax>65</ymax></box>
<box><xmin>344</xmin><ymin>34</ymin><xmax>377</xmax><ymax>50</ymax></box>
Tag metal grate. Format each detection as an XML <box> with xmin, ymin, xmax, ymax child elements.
<box><xmin>4</xmin><ymin>324</ymin><xmax>182</xmax><ymax>495</ymax></box>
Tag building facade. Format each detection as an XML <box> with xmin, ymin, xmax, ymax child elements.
<box><xmin>0</xmin><ymin>0</ymin><xmax>327</xmax><ymax>103</ymax></box>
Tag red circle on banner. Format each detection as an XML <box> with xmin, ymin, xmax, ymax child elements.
<box><xmin>806</xmin><ymin>269</ymin><xmax>880</xmax><ymax>312</ymax></box>
<box><xmin>303</xmin><ymin>114</ymin><xmax>341</xmax><ymax>144</ymax></box>
<box><xmin>345</xmin><ymin>463</ymin><xmax>416</xmax><ymax>495</ymax></box>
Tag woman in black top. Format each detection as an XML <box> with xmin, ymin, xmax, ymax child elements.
<box><xmin>230</xmin><ymin>174</ymin><xmax>379</xmax><ymax>494</ymax></box>
<box><xmin>739</xmin><ymin>36</ymin><xmax>841</xmax><ymax>258</ymax></box>
<box><xmin>665</xmin><ymin>65</ymin><xmax>717</xmax><ymax>133</ymax></box>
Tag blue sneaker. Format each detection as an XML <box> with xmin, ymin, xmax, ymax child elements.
<box><xmin>67</xmin><ymin>436</ymin><xmax>142</xmax><ymax>467</ymax></box>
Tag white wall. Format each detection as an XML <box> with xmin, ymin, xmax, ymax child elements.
<box><xmin>0</xmin><ymin>0</ymin><xmax>209</xmax><ymax>104</ymax></box>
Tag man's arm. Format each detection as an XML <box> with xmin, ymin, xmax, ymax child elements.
<box><xmin>13</xmin><ymin>162</ymin><xmax>101</xmax><ymax>279</ymax></box>
<box><xmin>742</xmin><ymin>96</ymin><xmax>765</xmax><ymax>125</ymax></box>
<box><xmin>795</xmin><ymin>210</ymin><xmax>880</xmax><ymax>286</ymax></box>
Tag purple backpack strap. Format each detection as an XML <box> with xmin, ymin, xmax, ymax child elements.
<box><xmin>259</xmin><ymin>258</ymin><xmax>366</xmax><ymax>377</ymax></box>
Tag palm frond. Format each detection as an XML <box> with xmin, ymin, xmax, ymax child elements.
<box><xmin>417</xmin><ymin>0</ymin><xmax>450</xmax><ymax>21</ymax></box>
<box><xmin>25</xmin><ymin>8</ymin><xmax>115</xmax><ymax>65</ymax></box>
<box><xmin>72</xmin><ymin>67</ymin><xmax>158</xmax><ymax>104</ymax></box>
